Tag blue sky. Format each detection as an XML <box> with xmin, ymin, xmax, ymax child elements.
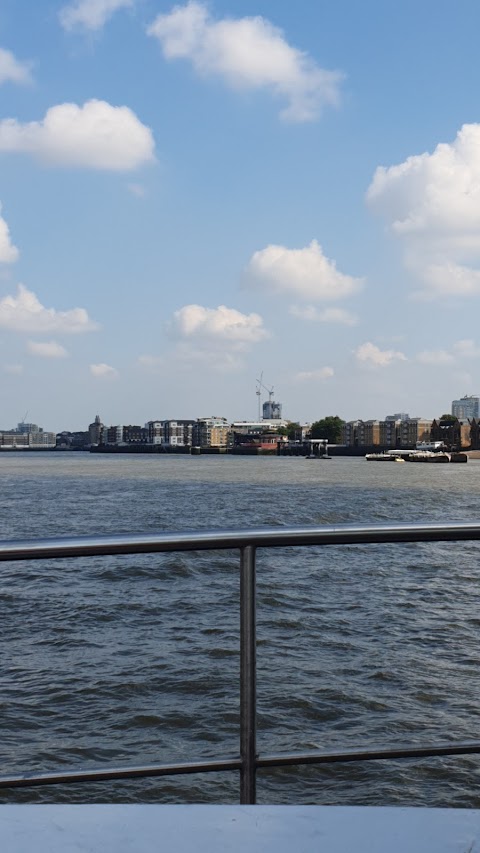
<box><xmin>1</xmin><ymin>0</ymin><xmax>480</xmax><ymax>431</ymax></box>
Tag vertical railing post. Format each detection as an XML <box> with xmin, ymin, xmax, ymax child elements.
<box><xmin>240</xmin><ymin>544</ymin><xmax>257</xmax><ymax>804</ymax></box>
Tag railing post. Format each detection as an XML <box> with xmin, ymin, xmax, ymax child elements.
<box><xmin>240</xmin><ymin>544</ymin><xmax>257</xmax><ymax>804</ymax></box>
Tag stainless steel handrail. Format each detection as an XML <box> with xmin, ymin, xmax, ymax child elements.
<box><xmin>1</xmin><ymin>521</ymin><xmax>480</xmax><ymax>804</ymax></box>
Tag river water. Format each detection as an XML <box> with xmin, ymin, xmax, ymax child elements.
<box><xmin>1</xmin><ymin>452</ymin><xmax>480</xmax><ymax>806</ymax></box>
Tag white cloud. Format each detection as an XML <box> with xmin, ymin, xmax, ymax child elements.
<box><xmin>0</xmin><ymin>48</ymin><xmax>32</xmax><ymax>86</ymax></box>
<box><xmin>453</xmin><ymin>339</ymin><xmax>480</xmax><ymax>358</ymax></box>
<box><xmin>295</xmin><ymin>367</ymin><xmax>334</xmax><ymax>381</ymax></box>
<box><xmin>355</xmin><ymin>342</ymin><xmax>407</xmax><ymax>368</ymax></box>
<box><xmin>367</xmin><ymin>124</ymin><xmax>480</xmax><ymax>298</ymax></box>
<box><xmin>245</xmin><ymin>240</ymin><xmax>363</xmax><ymax>302</ymax></box>
<box><xmin>147</xmin><ymin>1</ymin><xmax>343</xmax><ymax>122</ymax></box>
<box><xmin>3</xmin><ymin>363</ymin><xmax>23</xmax><ymax>375</ymax></box>
<box><xmin>60</xmin><ymin>0</ymin><xmax>134</xmax><ymax>32</ymax></box>
<box><xmin>416</xmin><ymin>349</ymin><xmax>454</xmax><ymax>366</ymax></box>
<box><xmin>0</xmin><ymin>284</ymin><xmax>98</xmax><ymax>334</ymax></box>
<box><xmin>419</xmin><ymin>261</ymin><xmax>480</xmax><ymax>298</ymax></box>
<box><xmin>27</xmin><ymin>340</ymin><xmax>68</xmax><ymax>358</ymax></box>
<box><xmin>90</xmin><ymin>362</ymin><xmax>118</xmax><ymax>378</ymax></box>
<box><xmin>0</xmin><ymin>204</ymin><xmax>19</xmax><ymax>263</ymax></box>
<box><xmin>0</xmin><ymin>100</ymin><xmax>155</xmax><ymax>171</ymax></box>
<box><xmin>415</xmin><ymin>339</ymin><xmax>480</xmax><ymax>365</ymax></box>
<box><xmin>290</xmin><ymin>304</ymin><xmax>358</xmax><ymax>325</ymax></box>
<box><xmin>171</xmin><ymin>303</ymin><xmax>268</xmax><ymax>348</ymax></box>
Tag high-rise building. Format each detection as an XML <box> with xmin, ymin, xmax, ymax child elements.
<box><xmin>262</xmin><ymin>400</ymin><xmax>282</xmax><ymax>419</ymax></box>
<box><xmin>88</xmin><ymin>414</ymin><xmax>103</xmax><ymax>446</ymax></box>
<box><xmin>17</xmin><ymin>422</ymin><xmax>39</xmax><ymax>434</ymax></box>
<box><xmin>452</xmin><ymin>395</ymin><xmax>479</xmax><ymax>420</ymax></box>
<box><xmin>385</xmin><ymin>413</ymin><xmax>410</xmax><ymax>422</ymax></box>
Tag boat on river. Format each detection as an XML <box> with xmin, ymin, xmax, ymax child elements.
<box><xmin>365</xmin><ymin>453</ymin><xmax>397</xmax><ymax>461</ymax></box>
<box><xmin>408</xmin><ymin>451</ymin><xmax>450</xmax><ymax>463</ymax></box>
<box><xmin>366</xmin><ymin>450</ymin><xmax>468</xmax><ymax>463</ymax></box>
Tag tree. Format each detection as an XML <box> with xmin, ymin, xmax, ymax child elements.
<box><xmin>439</xmin><ymin>414</ymin><xmax>458</xmax><ymax>425</ymax></box>
<box><xmin>310</xmin><ymin>416</ymin><xmax>344</xmax><ymax>443</ymax></box>
<box><xmin>285</xmin><ymin>422</ymin><xmax>302</xmax><ymax>440</ymax></box>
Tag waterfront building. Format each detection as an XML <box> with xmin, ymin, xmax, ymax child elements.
<box><xmin>379</xmin><ymin>419</ymin><xmax>400</xmax><ymax>448</ymax></box>
<box><xmin>193</xmin><ymin>417</ymin><xmax>230</xmax><ymax>448</ymax></box>
<box><xmin>340</xmin><ymin>421</ymin><xmax>360</xmax><ymax>446</ymax></box>
<box><xmin>146</xmin><ymin>421</ymin><xmax>163</xmax><ymax>444</ymax></box>
<box><xmin>356</xmin><ymin>420</ymin><xmax>381</xmax><ymax>446</ymax></box>
<box><xmin>0</xmin><ymin>432</ymin><xmax>29</xmax><ymax>448</ymax></box>
<box><xmin>340</xmin><ymin>418</ymin><xmax>431</xmax><ymax>449</ymax></box>
<box><xmin>122</xmin><ymin>425</ymin><xmax>148</xmax><ymax>444</ymax></box>
<box><xmin>469</xmin><ymin>418</ymin><xmax>480</xmax><ymax>449</ymax></box>
<box><xmin>397</xmin><ymin>418</ymin><xmax>433</xmax><ymax>448</ymax></box>
<box><xmin>101</xmin><ymin>425</ymin><xmax>147</xmax><ymax>445</ymax></box>
<box><xmin>231</xmin><ymin>420</ymin><xmax>289</xmax><ymax>434</ymax></box>
<box><xmin>233</xmin><ymin>431</ymin><xmax>284</xmax><ymax>451</ymax></box>
<box><xmin>88</xmin><ymin>415</ymin><xmax>103</xmax><ymax>446</ymax></box>
<box><xmin>431</xmin><ymin>418</ymin><xmax>470</xmax><ymax>449</ymax></box>
<box><xmin>28</xmin><ymin>431</ymin><xmax>57</xmax><ymax>448</ymax></box>
<box><xmin>102</xmin><ymin>425</ymin><xmax>124</xmax><ymax>445</ymax></box>
<box><xmin>56</xmin><ymin>431</ymin><xmax>89</xmax><ymax>449</ymax></box>
<box><xmin>164</xmin><ymin>420</ymin><xmax>195</xmax><ymax>447</ymax></box>
<box><xmin>0</xmin><ymin>430</ymin><xmax>56</xmax><ymax>448</ymax></box>
<box><xmin>452</xmin><ymin>395</ymin><xmax>480</xmax><ymax>420</ymax></box>
<box><xmin>146</xmin><ymin>420</ymin><xmax>195</xmax><ymax>447</ymax></box>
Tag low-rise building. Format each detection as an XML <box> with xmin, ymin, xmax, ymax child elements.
<box><xmin>231</xmin><ymin>420</ymin><xmax>289</xmax><ymax>435</ymax></box>
<box><xmin>341</xmin><ymin>421</ymin><xmax>360</xmax><ymax>446</ymax></box>
<box><xmin>146</xmin><ymin>421</ymin><xmax>163</xmax><ymax>444</ymax></box>
<box><xmin>397</xmin><ymin>418</ymin><xmax>433</xmax><ymax>448</ymax></box>
<box><xmin>431</xmin><ymin>418</ymin><xmax>470</xmax><ymax>449</ymax></box>
<box><xmin>379</xmin><ymin>419</ymin><xmax>400</xmax><ymax>447</ymax></box>
<box><xmin>357</xmin><ymin>420</ymin><xmax>381</xmax><ymax>446</ymax></box>
<box><xmin>101</xmin><ymin>425</ymin><xmax>147</xmax><ymax>445</ymax></box>
<box><xmin>145</xmin><ymin>420</ymin><xmax>195</xmax><ymax>447</ymax></box>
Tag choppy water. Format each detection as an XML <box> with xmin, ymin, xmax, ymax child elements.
<box><xmin>1</xmin><ymin>452</ymin><xmax>480</xmax><ymax>805</ymax></box>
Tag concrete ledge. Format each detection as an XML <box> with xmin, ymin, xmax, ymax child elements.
<box><xmin>2</xmin><ymin>805</ymin><xmax>480</xmax><ymax>852</ymax></box>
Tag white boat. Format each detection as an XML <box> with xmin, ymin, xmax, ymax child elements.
<box><xmin>408</xmin><ymin>451</ymin><xmax>450</xmax><ymax>463</ymax></box>
<box><xmin>365</xmin><ymin>453</ymin><xmax>396</xmax><ymax>461</ymax></box>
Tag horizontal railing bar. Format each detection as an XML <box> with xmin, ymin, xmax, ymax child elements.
<box><xmin>258</xmin><ymin>740</ymin><xmax>480</xmax><ymax>769</ymax></box>
<box><xmin>2</xmin><ymin>740</ymin><xmax>479</xmax><ymax>789</ymax></box>
<box><xmin>0</xmin><ymin>757</ymin><xmax>243</xmax><ymax>789</ymax></box>
<box><xmin>1</xmin><ymin>522</ymin><xmax>480</xmax><ymax>562</ymax></box>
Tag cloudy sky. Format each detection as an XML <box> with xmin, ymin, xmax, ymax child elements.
<box><xmin>1</xmin><ymin>0</ymin><xmax>480</xmax><ymax>431</ymax></box>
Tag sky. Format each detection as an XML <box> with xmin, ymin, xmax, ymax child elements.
<box><xmin>2</xmin><ymin>0</ymin><xmax>480</xmax><ymax>431</ymax></box>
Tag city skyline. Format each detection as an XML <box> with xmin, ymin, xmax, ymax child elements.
<box><xmin>2</xmin><ymin>2</ymin><xmax>480</xmax><ymax>430</ymax></box>
<box><xmin>4</xmin><ymin>392</ymin><xmax>477</xmax><ymax>438</ymax></box>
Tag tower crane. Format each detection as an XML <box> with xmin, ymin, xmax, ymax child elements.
<box><xmin>256</xmin><ymin>376</ymin><xmax>275</xmax><ymax>419</ymax></box>
<box><xmin>255</xmin><ymin>373</ymin><xmax>262</xmax><ymax>421</ymax></box>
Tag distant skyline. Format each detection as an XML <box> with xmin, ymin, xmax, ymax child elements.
<box><xmin>2</xmin><ymin>1</ymin><xmax>480</xmax><ymax>430</ymax></box>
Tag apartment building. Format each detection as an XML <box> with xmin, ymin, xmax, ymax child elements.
<box><xmin>397</xmin><ymin>418</ymin><xmax>432</xmax><ymax>447</ymax></box>
<box><xmin>193</xmin><ymin>417</ymin><xmax>230</xmax><ymax>448</ymax></box>
<box><xmin>452</xmin><ymin>395</ymin><xmax>479</xmax><ymax>420</ymax></box>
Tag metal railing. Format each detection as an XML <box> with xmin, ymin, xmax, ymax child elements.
<box><xmin>1</xmin><ymin>521</ymin><xmax>480</xmax><ymax>804</ymax></box>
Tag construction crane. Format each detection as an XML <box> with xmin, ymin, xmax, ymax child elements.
<box><xmin>256</xmin><ymin>375</ymin><xmax>274</xmax><ymax>419</ymax></box>
<box><xmin>256</xmin><ymin>373</ymin><xmax>263</xmax><ymax>420</ymax></box>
